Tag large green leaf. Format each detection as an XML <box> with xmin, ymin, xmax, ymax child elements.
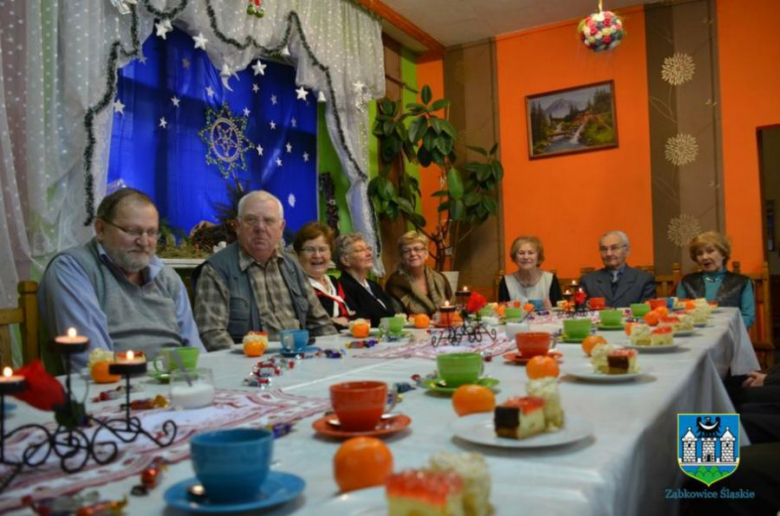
<box><xmin>439</xmin><ymin>119</ymin><xmax>457</xmax><ymax>139</ymax></box>
<box><xmin>485</xmin><ymin>197</ymin><xmax>498</xmax><ymax>215</ymax></box>
<box><xmin>408</xmin><ymin>212</ymin><xmax>427</xmax><ymax>228</ymax></box>
<box><xmin>397</xmin><ymin>198</ymin><xmax>415</xmax><ymax>214</ymax></box>
<box><xmin>435</xmin><ymin>135</ymin><xmax>453</xmax><ymax>155</ymax></box>
<box><xmin>380</xmin><ymin>99</ymin><xmax>396</xmax><ymax>115</ymax></box>
<box><xmin>449</xmin><ymin>199</ymin><xmax>465</xmax><ymax>219</ymax></box>
<box><xmin>466</xmin><ymin>145</ymin><xmax>488</xmax><ymax>156</ymax></box>
<box><xmin>437</xmin><ymin>199</ymin><xmax>450</xmax><ymax>212</ymax></box>
<box><xmin>431</xmin><ymin>99</ymin><xmax>450</xmax><ymax>111</ymax></box>
<box><xmin>447</xmin><ymin>168</ymin><xmax>464</xmax><ymax>200</ymax></box>
<box><xmin>431</xmin><ymin>189</ymin><xmax>449</xmax><ymax>198</ymax></box>
<box><xmin>421</xmin><ymin>85</ymin><xmax>432</xmax><ymax>105</ymax></box>
<box><xmin>417</xmin><ymin>145</ymin><xmax>432</xmax><ymax>167</ymax></box>
<box><xmin>383</xmin><ymin>120</ymin><xmax>395</xmax><ymax>137</ymax></box>
<box><xmin>408</xmin><ymin>117</ymin><xmax>426</xmax><ymax>145</ymax></box>
<box><xmin>430</xmin><ymin>117</ymin><xmax>443</xmax><ymax>135</ymax></box>
<box><xmin>489</xmin><ymin>142</ymin><xmax>499</xmax><ymax>155</ymax></box>
<box><xmin>463</xmin><ymin>192</ymin><xmax>481</xmax><ymax>206</ymax></box>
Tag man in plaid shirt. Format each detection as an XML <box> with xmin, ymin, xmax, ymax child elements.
<box><xmin>193</xmin><ymin>191</ymin><xmax>336</xmax><ymax>351</ymax></box>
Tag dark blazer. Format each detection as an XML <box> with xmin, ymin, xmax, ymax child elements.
<box><xmin>579</xmin><ymin>265</ymin><xmax>655</xmax><ymax>308</ymax></box>
<box><xmin>339</xmin><ymin>271</ymin><xmax>394</xmax><ymax>327</ymax></box>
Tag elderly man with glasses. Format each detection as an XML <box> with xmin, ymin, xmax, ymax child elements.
<box><xmin>39</xmin><ymin>188</ymin><xmax>205</xmax><ymax>369</ymax></box>
<box><xmin>193</xmin><ymin>190</ymin><xmax>335</xmax><ymax>351</ymax></box>
<box><xmin>579</xmin><ymin>230</ymin><xmax>656</xmax><ymax>308</ymax></box>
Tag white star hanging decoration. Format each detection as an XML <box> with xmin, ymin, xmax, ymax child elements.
<box><xmin>252</xmin><ymin>83</ymin><xmax>259</xmax><ymax>93</ymax></box>
<box><xmin>295</xmin><ymin>86</ymin><xmax>308</xmax><ymax>101</ymax></box>
<box><xmin>193</xmin><ymin>32</ymin><xmax>208</xmax><ymax>50</ymax></box>
<box><xmin>352</xmin><ymin>81</ymin><xmax>365</xmax><ymax>94</ymax></box>
<box><xmin>113</xmin><ymin>99</ymin><xmax>125</xmax><ymax>114</ymax></box>
<box><xmin>171</xmin><ymin>95</ymin><xmax>180</xmax><ymax>107</ymax></box>
<box><xmin>243</xmin><ymin>107</ymin><xmax>251</xmax><ymax>117</ymax></box>
<box><xmin>205</xmin><ymin>86</ymin><xmax>215</xmax><ymax>98</ymax></box>
<box><xmin>270</xmin><ymin>95</ymin><xmax>277</xmax><ymax>105</ymax></box>
<box><xmin>159</xmin><ymin>117</ymin><xmax>168</xmax><ymax>129</ymax></box>
<box><xmin>182</xmin><ymin>58</ymin><xmax>191</xmax><ymax>69</ymax></box>
<box><xmin>251</xmin><ymin>60</ymin><xmax>267</xmax><ymax>76</ymax></box>
<box><xmin>137</xmin><ymin>54</ymin><xmax>147</xmax><ymax>65</ymax></box>
<box><xmin>303</xmin><ymin>152</ymin><xmax>309</xmax><ymax>162</ymax></box>
<box><xmin>269</xmin><ymin>121</ymin><xmax>276</xmax><ymax>130</ymax></box>
<box><xmin>155</xmin><ymin>19</ymin><xmax>173</xmax><ymax>39</ymax></box>
<box><xmin>256</xmin><ymin>144</ymin><xmax>264</xmax><ymax>156</ymax></box>
<box><xmin>291</xmin><ymin>118</ymin><xmax>297</xmax><ymax>128</ymax></box>
<box><xmin>285</xmin><ymin>142</ymin><xmax>292</xmax><ymax>153</ymax></box>
<box><xmin>276</xmin><ymin>158</ymin><xmax>283</xmax><ymax>167</ymax></box>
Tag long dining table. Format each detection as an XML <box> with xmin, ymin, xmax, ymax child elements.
<box><xmin>1</xmin><ymin>307</ymin><xmax>759</xmax><ymax>515</ymax></box>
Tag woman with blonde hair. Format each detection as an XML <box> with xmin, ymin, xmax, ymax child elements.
<box><xmin>498</xmin><ymin>235</ymin><xmax>562</xmax><ymax>307</ymax></box>
<box><xmin>386</xmin><ymin>231</ymin><xmax>453</xmax><ymax>315</ymax></box>
<box><xmin>676</xmin><ymin>231</ymin><xmax>754</xmax><ymax>327</ymax></box>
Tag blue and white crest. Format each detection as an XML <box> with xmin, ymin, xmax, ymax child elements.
<box><xmin>677</xmin><ymin>413</ymin><xmax>740</xmax><ymax>487</ymax></box>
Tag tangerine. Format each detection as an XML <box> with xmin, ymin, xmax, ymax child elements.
<box><xmin>643</xmin><ymin>311</ymin><xmax>660</xmax><ymax>326</ymax></box>
<box><xmin>333</xmin><ymin>437</ymin><xmax>393</xmax><ymax>492</ymax></box>
<box><xmin>451</xmin><ymin>385</ymin><xmax>496</xmax><ymax>416</ymax></box>
<box><xmin>624</xmin><ymin>322</ymin><xmax>636</xmax><ymax>336</ymax></box>
<box><xmin>581</xmin><ymin>335</ymin><xmax>607</xmax><ymax>357</ymax></box>
<box><xmin>243</xmin><ymin>340</ymin><xmax>266</xmax><ymax>357</ymax></box>
<box><xmin>414</xmin><ymin>314</ymin><xmax>431</xmax><ymax>329</ymax></box>
<box><xmin>90</xmin><ymin>360</ymin><xmax>121</xmax><ymax>384</ymax></box>
<box><xmin>684</xmin><ymin>300</ymin><xmax>697</xmax><ymax>311</ymax></box>
<box><xmin>526</xmin><ymin>356</ymin><xmax>560</xmax><ymax>379</ymax></box>
<box><xmin>523</xmin><ymin>303</ymin><xmax>535</xmax><ymax>312</ymax></box>
<box><xmin>351</xmin><ymin>321</ymin><xmax>370</xmax><ymax>338</ymax></box>
<box><xmin>654</xmin><ymin>306</ymin><xmax>670</xmax><ymax>318</ymax></box>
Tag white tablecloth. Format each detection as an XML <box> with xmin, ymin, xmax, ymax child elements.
<box><xmin>3</xmin><ymin>308</ymin><xmax>759</xmax><ymax>515</ymax></box>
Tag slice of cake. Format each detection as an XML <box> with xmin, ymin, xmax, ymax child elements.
<box><xmin>606</xmin><ymin>349</ymin><xmax>638</xmax><ymax>374</ymax></box>
<box><xmin>629</xmin><ymin>324</ymin><xmax>652</xmax><ymax>346</ymax></box>
<box><xmin>677</xmin><ymin>313</ymin><xmax>694</xmax><ymax>331</ymax></box>
<box><xmin>429</xmin><ymin>452</ymin><xmax>491</xmax><ymax>516</ymax></box>
<box><xmin>691</xmin><ymin>306</ymin><xmax>710</xmax><ymax>325</ymax></box>
<box><xmin>494</xmin><ymin>397</ymin><xmax>546</xmax><ymax>440</ymax></box>
<box><xmin>590</xmin><ymin>342</ymin><xmax>615</xmax><ymax>373</ymax></box>
<box><xmin>651</xmin><ymin>326</ymin><xmax>674</xmax><ymax>346</ymax></box>
<box><xmin>526</xmin><ymin>377</ymin><xmax>564</xmax><ymax>431</ymax></box>
<box><xmin>386</xmin><ymin>470</ymin><xmax>464</xmax><ymax>516</ymax></box>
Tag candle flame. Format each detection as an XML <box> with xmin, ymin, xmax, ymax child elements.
<box><xmin>464</xmin><ymin>286</ymin><xmax>469</xmax><ymax>291</ymax></box>
<box><xmin>127</xmin><ymin>351</ymin><xmax>134</xmax><ymax>361</ymax></box>
<box><xmin>444</xmin><ymin>300</ymin><xmax>450</xmax><ymax>307</ymax></box>
<box><xmin>3</xmin><ymin>367</ymin><xmax>11</xmax><ymax>378</ymax></box>
<box><xmin>67</xmin><ymin>327</ymin><xmax>77</xmax><ymax>338</ymax></box>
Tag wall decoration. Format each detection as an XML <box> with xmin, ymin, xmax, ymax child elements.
<box><xmin>661</xmin><ymin>52</ymin><xmax>695</xmax><ymax>86</ymax></box>
<box><xmin>667</xmin><ymin>213</ymin><xmax>702</xmax><ymax>247</ymax></box>
<box><xmin>664</xmin><ymin>133</ymin><xmax>699</xmax><ymax>166</ymax></box>
<box><xmin>578</xmin><ymin>1</ymin><xmax>625</xmax><ymax>52</ymax></box>
<box><xmin>526</xmin><ymin>80</ymin><xmax>618</xmax><ymax>159</ymax></box>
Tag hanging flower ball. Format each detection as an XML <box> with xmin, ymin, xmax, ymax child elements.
<box><xmin>578</xmin><ymin>9</ymin><xmax>624</xmax><ymax>52</ymax></box>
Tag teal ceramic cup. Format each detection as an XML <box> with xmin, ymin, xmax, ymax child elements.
<box><xmin>600</xmin><ymin>309</ymin><xmax>623</xmax><ymax>327</ymax></box>
<box><xmin>436</xmin><ymin>352</ymin><xmax>483</xmax><ymax>387</ymax></box>
<box><xmin>528</xmin><ymin>298</ymin><xmax>544</xmax><ymax>311</ymax></box>
<box><xmin>380</xmin><ymin>317</ymin><xmax>404</xmax><ymax>336</ymax></box>
<box><xmin>504</xmin><ymin>307</ymin><xmax>524</xmax><ymax>321</ymax></box>
<box><xmin>190</xmin><ymin>428</ymin><xmax>273</xmax><ymax>503</ymax></box>
<box><xmin>563</xmin><ymin>318</ymin><xmax>592</xmax><ymax>339</ymax></box>
<box><xmin>280</xmin><ymin>329</ymin><xmax>309</xmax><ymax>352</ymax></box>
<box><xmin>630</xmin><ymin>303</ymin><xmax>651</xmax><ymax>318</ymax></box>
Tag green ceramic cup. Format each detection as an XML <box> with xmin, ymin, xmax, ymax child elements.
<box><xmin>600</xmin><ymin>309</ymin><xmax>623</xmax><ymax>327</ymax></box>
<box><xmin>630</xmin><ymin>303</ymin><xmax>651</xmax><ymax>318</ymax></box>
<box><xmin>380</xmin><ymin>317</ymin><xmax>404</xmax><ymax>336</ymax></box>
<box><xmin>504</xmin><ymin>307</ymin><xmax>524</xmax><ymax>321</ymax></box>
<box><xmin>436</xmin><ymin>352</ymin><xmax>483</xmax><ymax>387</ymax></box>
<box><xmin>562</xmin><ymin>318</ymin><xmax>592</xmax><ymax>339</ymax></box>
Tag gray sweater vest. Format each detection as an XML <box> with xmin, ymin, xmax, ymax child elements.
<box><xmin>58</xmin><ymin>239</ymin><xmax>185</xmax><ymax>356</ymax></box>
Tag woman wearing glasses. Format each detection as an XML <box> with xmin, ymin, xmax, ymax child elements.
<box><xmin>498</xmin><ymin>235</ymin><xmax>562</xmax><ymax>308</ymax></box>
<box><xmin>292</xmin><ymin>222</ymin><xmax>352</xmax><ymax>330</ymax></box>
<box><xmin>386</xmin><ymin>231</ymin><xmax>453</xmax><ymax>315</ymax></box>
<box><xmin>334</xmin><ymin>232</ymin><xmax>394</xmax><ymax>327</ymax></box>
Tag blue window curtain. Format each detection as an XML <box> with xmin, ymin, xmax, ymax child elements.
<box><xmin>108</xmin><ymin>28</ymin><xmax>317</xmax><ymax>236</ymax></box>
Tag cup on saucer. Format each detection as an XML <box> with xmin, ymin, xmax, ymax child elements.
<box><xmin>563</xmin><ymin>318</ymin><xmax>591</xmax><ymax>339</ymax></box>
<box><xmin>280</xmin><ymin>329</ymin><xmax>309</xmax><ymax>353</ymax></box>
<box><xmin>330</xmin><ymin>381</ymin><xmax>395</xmax><ymax>432</ymax></box>
<box><xmin>600</xmin><ymin>309</ymin><xmax>623</xmax><ymax>327</ymax></box>
<box><xmin>515</xmin><ymin>332</ymin><xmax>551</xmax><ymax>358</ymax></box>
<box><xmin>153</xmin><ymin>347</ymin><xmax>199</xmax><ymax>373</ymax></box>
<box><xmin>436</xmin><ymin>352</ymin><xmax>483</xmax><ymax>387</ymax></box>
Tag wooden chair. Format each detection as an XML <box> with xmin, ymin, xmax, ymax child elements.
<box><xmin>0</xmin><ymin>281</ymin><xmax>40</xmax><ymax>366</ymax></box>
<box><xmin>654</xmin><ymin>263</ymin><xmax>682</xmax><ymax>298</ymax></box>
<box><xmin>732</xmin><ymin>261</ymin><xmax>775</xmax><ymax>368</ymax></box>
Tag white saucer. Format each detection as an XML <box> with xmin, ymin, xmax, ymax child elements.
<box><xmin>452</xmin><ymin>413</ymin><xmax>593</xmax><ymax>448</ymax></box>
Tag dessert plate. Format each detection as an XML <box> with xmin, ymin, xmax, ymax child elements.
<box><xmin>562</xmin><ymin>363</ymin><xmax>649</xmax><ymax>383</ymax></box>
<box><xmin>597</xmin><ymin>324</ymin><xmax>624</xmax><ymax>331</ymax></box>
<box><xmin>453</xmin><ymin>413</ymin><xmax>593</xmax><ymax>449</ymax></box>
<box><xmin>312</xmin><ymin>414</ymin><xmax>411</xmax><ymax>438</ymax></box>
<box><xmin>164</xmin><ymin>472</ymin><xmax>305</xmax><ymax>513</ymax></box>
<box><xmin>322</xmin><ymin>487</ymin><xmax>385</xmax><ymax>515</ymax></box>
<box><xmin>280</xmin><ymin>346</ymin><xmax>321</xmax><ymax>357</ymax></box>
<box><xmin>502</xmin><ymin>350</ymin><xmax>563</xmax><ymax>365</ymax></box>
<box><xmin>423</xmin><ymin>377</ymin><xmax>499</xmax><ymax>394</ymax></box>
<box><xmin>673</xmin><ymin>330</ymin><xmax>698</xmax><ymax>337</ymax></box>
<box><xmin>693</xmin><ymin>322</ymin><xmax>711</xmax><ymax>328</ymax></box>
<box><xmin>623</xmin><ymin>342</ymin><xmax>681</xmax><ymax>353</ymax></box>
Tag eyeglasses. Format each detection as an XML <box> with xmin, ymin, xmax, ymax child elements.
<box><xmin>599</xmin><ymin>244</ymin><xmax>627</xmax><ymax>253</ymax></box>
<box><xmin>103</xmin><ymin>220</ymin><xmax>159</xmax><ymax>239</ymax></box>
<box><xmin>301</xmin><ymin>246</ymin><xmax>330</xmax><ymax>256</ymax></box>
<box><xmin>241</xmin><ymin>215</ymin><xmax>280</xmax><ymax>228</ymax></box>
<box><xmin>402</xmin><ymin>246</ymin><xmax>427</xmax><ymax>256</ymax></box>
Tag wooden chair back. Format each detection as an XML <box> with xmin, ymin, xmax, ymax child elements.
<box><xmin>732</xmin><ymin>261</ymin><xmax>775</xmax><ymax>368</ymax></box>
<box><xmin>0</xmin><ymin>281</ymin><xmax>40</xmax><ymax>366</ymax></box>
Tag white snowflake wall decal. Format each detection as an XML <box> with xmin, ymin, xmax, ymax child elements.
<box><xmin>288</xmin><ymin>194</ymin><xmax>296</xmax><ymax>208</ymax></box>
<box><xmin>665</xmin><ymin>133</ymin><xmax>698</xmax><ymax>166</ymax></box>
<box><xmin>667</xmin><ymin>214</ymin><xmax>702</xmax><ymax>247</ymax></box>
<box><xmin>662</xmin><ymin>52</ymin><xmax>695</xmax><ymax>86</ymax></box>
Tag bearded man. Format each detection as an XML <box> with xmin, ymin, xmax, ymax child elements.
<box><xmin>39</xmin><ymin>188</ymin><xmax>205</xmax><ymax>368</ymax></box>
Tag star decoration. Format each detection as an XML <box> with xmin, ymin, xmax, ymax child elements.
<box><xmin>270</xmin><ymin>95</ymin><xmax>278</xmax><ymax>105</ymax></box>
<box><xmin>243</xmin><ymin>107</ymin><xmax>251</xmax><ymax>117</ymax></box>
<box><xmin>252</xmin><ymin>83</ymin><xmax>259</xmax><ymax>93</ymax></box>
<box><xmin>303</xmin><ymin>152</ymin><xmax>309</xmax><ymax>162</ymax></box>
<box><xmin>137</xmin><ymin>54</ymin><xmax>147</xmax><ymax>65</ymax></box>
<box><xmin>352</xmin><ymin>81</ymin><xmax>365</xmax><ymax>94</ymax></box>
<box><xmin>285</xmin><ymin>142</ymin><xmax>292</xmax><ymax>153</ymax></box>
<box><xmin>113</xmin><ymin>99</ymin><xmax>125</xmax><ymax>114</ymax></box>
<box><xmin>182</xmin><ymin>58</ymin><xmax>191</xmax><ymax>69</ymax></box>
<box><xmin>155</xmin><ymin>19</ymin><xmax>173</xmax><ymax>39</ymax></box>
<box><xmin>269</xmin><ymin>121</ymin><xmax>276</xmax><ymax>130</ymax></box>
<box><xmin>198</xmin><ymin>102</ymin><xmax>252</xmax><ymax>179</ymax></box>
<box><xmin>256</xmin><ymin>144</ymin><xmax>264</xmax><ymax>156</ymax></box>
<box><xmin>171</xmin><ymin>95</ymin><xmax>180</xmax><ymax>107</ymax></box>
<box><xmin>159</xmin><ymin>117</ymin><xmax>168</xmax><ymax>129</ymax></box>
<box><xmin>288</xmin><ymin>194</ymin><xmax>296</xmax><ymax>208</ymax></box>
<box><xmin>206</xmin><ymin>86</ymin><xmax>215</xmax><ymax>98</ymax></box>
<box><xmin>291</xmin><ymin>118</ymin><xmax>297</xmax><ymax>128</ymax></box>
<box><xmin>295</xmin><ymin>86</ymin><xmax>308</xmax><ymax>101</ymax></box>
<box><xmin>193</xmin><ymin>32</ymin><xmax>208</xmax><ymax>50</ymax></box>
<box><xmin>251</xmin><ymin>60</ymin><xmax>267</xmax><ymax>76</ymax></box>
<box><xmin>276</xmin><ymin>158</ymin><xmax>283</xmax><ymax>167</ymax></box>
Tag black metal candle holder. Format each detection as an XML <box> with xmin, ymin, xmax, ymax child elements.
<box><xmin>431</xmin><ymin>310</ymin><xmax>498</xmax><ymax>346</ymax></box>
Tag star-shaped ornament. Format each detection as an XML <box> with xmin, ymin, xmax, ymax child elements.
<box><xmin>276</xmin><ymin>158</ymin><xmax>283</xmax><ymax>167</ymax></box>
<box><xmin>291</xmin><ymin>118</ymin><xmax>297</xmax><ymax>128</ymax></box>
<box><xmin>352</xmin><ymin>81</ymin><xmax>365</xmax><ymax>94</ymax></box>
<box><xmin>243</xmin><ymin>107</ymin><xmax>251</xmax><ymax>117</ymax></box>
<box><xmin>155</xmin><ymin>19</ymin><xmax>173</xmax><ymax>39</ymax></box>
<box><xmin>193</xmin><ymin>32</ymin><xmax>208</xmax><ymax>50</ymax></box>
<box><xmin>256</xmin><ymin>144</ymin><xmax>264</xmax><ymax>156</ymax></box>
<box><xmin>206</xmin><ymin>86</ymin><xmax>215</xmax><ymax>98</ymax></box>
<box><xmin>251</xmin><ymin>60</ymin><xmax>267</xmax><ymax>76</ymax></box>
<box><xmin>137</xmin><ymin>54</ymin><xmax>147</xmax><ymax>65</ymax></box>
<box><xmin>270</xmin><ymin>95</ymin><xmax>278</xmax><ymax>105</ymax></box>
<box><xmin>171</xmin><ymin>96</ymin><xmax>181</xmax><ymax>107</ymax></box>
<box><xmin>113</xmin><ymin>99</ymin><xmax>125</xmax><ymax>114</ymax></box>
<box><xmin>295</xmin><ymin>86</ymin><xmax>308</xmax><ymax>101</ymax></box>
<box><xmin>252</xmin><ymin>83</ymin><xmax>259</xmax><ymax>93</ymax></box>
<box><xmin>285</xmin><ymin>142</ymin><xmax>292</xmax><ymax>153</ymax></box>
<box><xmin>303</xmin><ymin>152</ymin><xmax>309</xmax><ymax>162</ymax></box>
<box><xmin>269</xmin><ymin>121</ymin><xmax>276</xmax><ymax>130</ymax></box>
<box><xmin>159</xmin><ymin>117</ymin><xmax>168</xmax><ymax>129</ymax></box>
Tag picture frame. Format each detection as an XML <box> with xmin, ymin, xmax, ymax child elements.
<box><xmin>526</xmin><ymin>80</ymin><xmax>618</xmax><ymax>159</ymax></box>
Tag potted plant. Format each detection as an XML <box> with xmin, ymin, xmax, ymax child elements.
<box><xmin>368</xmin><ymin>85</ymin><xmax>503</xmax><ymax>271</ymax></box>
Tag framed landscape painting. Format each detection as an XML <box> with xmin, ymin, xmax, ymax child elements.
<box><xmin>526</xmin><ymin>80</ymin><xmax>618</xmax><ymax>159</ymax></box>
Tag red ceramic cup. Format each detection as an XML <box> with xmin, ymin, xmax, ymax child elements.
<box><xmin>329</xmin><ymin>381</ymin><xmax>387</xmax><ymax>431</ymax></box>
<box><xmin>648</xmin><ymin>299</ymin><xmax>667</xmax><ymax>310</ymax></box>
<box><xmin>589</xmin><ymin>297</ymin><xmax>606</xmax><ymax>310</ymax></box>
<box><xmin>515</xmin><ymin>332</ymin><xmax>551</xmax><ymax>358</ymax></box>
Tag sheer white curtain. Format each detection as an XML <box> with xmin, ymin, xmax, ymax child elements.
<box><xmin>0</xmin><ymin>0</ymin><xmax>385</xmax><ymax>314</ymax></box>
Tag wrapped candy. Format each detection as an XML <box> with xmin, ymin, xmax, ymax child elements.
<box><xmin>131</xmin><ymin>457</ymin><xmax>166</xmax><ymax>495</ymax></box>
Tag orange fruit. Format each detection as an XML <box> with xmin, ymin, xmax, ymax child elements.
<box><xmin>581</xmin><ymin>335</ymin><xmax>607</xmax><ymax>357</ymax></box>
<box><xmin>496</xmin><ymin>305</ymin><xmax>506</xmax><ymax>316</ymax></box>
<box><xmin>452</xmin><ymin>312</ymin><xmax>463</xmax><ymax>323</ymax></box>
<box><xmin>414</xmin><ymin>314</ymin><xmax>431</xmax><ymax>329</ymax></box>
<box><xmin>526</xmin><ymin>356</ymin><xmax>560</xmax><ymax>379</ymax></box>
<box><xmin>90</xmin><ymin>360</ymin><xmax>121</xmax><ymax>384</ymax></box>
<box><xmin>684</xmin><ymin>300</ymin><xmax>697</xmax><ymax>311</ymax></box>
<box><xmin>654</xmin><ymin>306</ymin><xmax>669</xmax><ymax>318</ymax></box>
<box><xmin>351</xmin><ymin>321</ymin><xmax>370</xmax><ymax>338</ymax></box>
<box><xmin>643</xmin><ymin>311</ymin><xmax>660</xmax><ymax>326</ymax></box>
<box><xmin>243</xmin><ymin>340</ymin><xmax>266</xmax><ymax>357</ymax></box>
<box><xmin>523</xmin><ymin>303</ymin><xmax>535</xmax><ymax>312</ymax></box>
<box><xmin>452</xmin><ymin>385</ymin><xmax>496</xmax><ymax>416</ymax></box>
<box><xmin>624</xmin><ymin>322</ymin><xmax>636</xmax><ymax>336</ymax></box>
<box><xmin>333</xmin><ymin>437</ymin><xmax>393</xmax><ymax>492</ymax></box>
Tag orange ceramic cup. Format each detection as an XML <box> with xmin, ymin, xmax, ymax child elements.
<box><xmin>330</xmin><ymin>381</ymin><xmax>388</xmax><ymax>431</ymax></box>
<box><xmin>589</xmin><ymin>297</ymin><xmax>606</xmax><ymax>310</ymax></box>
<box><xmin>648</xmin><ymin>299</ymin><xmax>667</xmax><ymax>310</ymax></box>
<box><xmin>515</xmin><ymin>332</ymin><xmax>551</xmax><ymax>358</ymax></box>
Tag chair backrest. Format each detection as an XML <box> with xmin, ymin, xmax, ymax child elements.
<box><xmin>732</xmin><ymin>261</ymin><xmax>774</xmax><ymax>367</ymax></box>
<box><xmin>0</xmin><ymin>281</ymin><xmax>40</xmax><ymax>365</ymax></box>
<box><xmin>654</xmin><ymin>263</ymin><xmax>682</xmax><ymax>298</ymax></box>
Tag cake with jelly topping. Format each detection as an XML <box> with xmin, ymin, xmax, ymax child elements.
<box><xmin>386</xmin><ymin>470</ymin><xmax>464</xmax><ymax>516</ymax></box>
<box><xmin>494</xmin><ymin>396</ymin><xmax>546</xmax><ymax>440</ymax></box>
<box><xmin>429</xmin><ymin>452</ymin><xmax>491</xmax><ymax>516</ymax></box>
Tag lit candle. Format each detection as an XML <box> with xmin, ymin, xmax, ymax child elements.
<box><xmin>440</xmin><ymin>300</ymin><xmax>456</xmax><ymax>327</ymax></box>
<box><xmin>0</xmin><ymin>366</ymin><xmax>26</xmax><ymax>394</ymax></box>
<box><xmin>573</xmin><ymin>288</ymin><xmax>587</xmax><ymax>306</ymax></box>
<box><xmin>109</xmin><ymin>351</ymin><xmax>148</xmax><ymax>375</ymax></box>
<box><xmin>55</xmin><ymin>327</ymin><xmax>89</xmax><ymax>352</ymax></box>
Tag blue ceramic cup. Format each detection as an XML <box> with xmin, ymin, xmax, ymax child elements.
<box><xmin>665</xmin><ymin>297</ymin><xmax>675</xmax><ymax>310</ymax></box>
<box><xmin>528</xmin><ymin>298</ymin><xmax>544</xmax><ymax>311</ymax></box>
<box><xmin>190</xmin><ymin>428</ymin><xmax>273</xmax><ymax>503</ymax></box>
<box><xmin>280</xmin><ymin>329</ymin><xmax>309</xmax><ymax>353</ymax></box>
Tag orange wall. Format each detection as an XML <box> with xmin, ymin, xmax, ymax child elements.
<box><xmin>495</xmin><ymin>8</ymin><xmax>653</xmax><ymax>278</ymax></box>
<box><xmin>717</xmin><ymin>0</ymin><xmax>780</xmax><ymax>272</ymax></box>
<box><xmin>416</xmin><ymin>58</ymin><xmax>445</xmax><ymax>244</ymax></box>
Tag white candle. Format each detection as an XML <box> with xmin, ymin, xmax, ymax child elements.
<box><xmin>0</xmin><ymin>366</ymin><xmax>25</xmax><ymax>394</ymax></box>
<box><xmin>55</xmin><ymin>327</ymin><xmax>89</xmax><ymax>345</ymax></box>
<box><xmin>171</xmin><ymin>383</ymin><xmax>215</xmax><ymax>409</ymax></box>
<box><xmin>116</xmin><ymin>350</ymin><xmax>146</xmax><ymax>364</ymax></box>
